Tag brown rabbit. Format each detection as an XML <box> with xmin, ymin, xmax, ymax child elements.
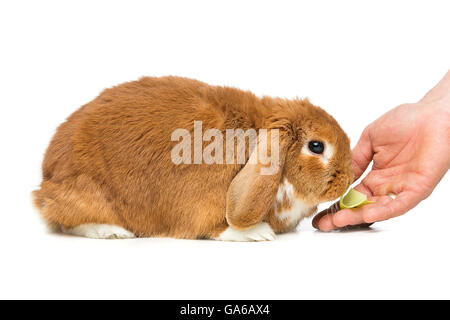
<box><xmin>32</xmin><ymin>76</ymin><xmax>353</xmax><ymax>241</ymax></box>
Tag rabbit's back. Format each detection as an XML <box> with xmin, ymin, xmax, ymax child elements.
<box><xmin>36</xmin><ymin>76</ymin><xmax>261</xmax><ymax>237</ymax></box>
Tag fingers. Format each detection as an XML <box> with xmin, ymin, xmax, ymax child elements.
<box><xmin>316</xmin><ymin>213</ymin><xmax>338</xmax><ymax>232</ymax></box>
<box><xmin>312</xmin><ymin>191</ymin><xmax>422</xmax><ymax>231</ymax></box>
<box><xmin>361</xmin><ymin>191</ymin><xmax>422</xmax><ymax>223</ymax></box>
<box><xmin>312</xmin><ymin>201</ymin><xmax>372</xmax><ymax>231</ymax></box>
<box><xmin>313</xmin><ymin>205</ymin><xmax>373</xmax><ymax>231</ymax></box>
<box><xmin>312</xmin><ymin>185</ymin><xmax>373</xmax><ymax>231</ymax></box>
<box><xmin>312</xmin><ymin>202</ymin><xmax>339</xmax><ymax>230</ymax></box>
<box><xmin>351</xmin><ymin>127</ymin><xmax>374</xmax><ymax>181</ymax></box>
<box><xmin>333</xmin><ymin>208</ymin><xmax>366</xmax><ymax>227</ymax></box>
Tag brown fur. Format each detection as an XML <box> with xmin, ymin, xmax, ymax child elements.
<box><xmin>33</xmin><ymin>76</ymin><xmax>352</xmax><ymax>239</ymax></box>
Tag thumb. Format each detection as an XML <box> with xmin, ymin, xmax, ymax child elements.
<box><xmin>351</xmin><ymin>127</ymin><xmax>374</xmax><ymax>181</ymax></box>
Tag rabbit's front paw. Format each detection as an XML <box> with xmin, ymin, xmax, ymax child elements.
<box><xmin>215</xmin><ymin>222</ymin><xmax>276</xmax><ymax>242</ymax></box>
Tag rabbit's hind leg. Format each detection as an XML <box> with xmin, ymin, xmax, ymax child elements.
<box><xmin>61</xmin><ymin>223</ymin><xmax>135</xmax><ymax>239</ymax></box>
<box><xmin>33</xmin><ymin>175</ymin><xmax>134</xmax><ymax>239</ymax></box>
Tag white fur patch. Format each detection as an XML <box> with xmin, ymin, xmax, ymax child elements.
<box><xmin>216</xmin><ymin>222</ymin><xmax>276</xmax><ymax>242</ymax></box>
<box><xmin>275</xmin><ymin>178</ymin><xmax>315</xmax><ymax>228</ymax></box>
<box><xmin>61</xmin><ymin>224</ymin><xmax>135</xmax><ymax>239</ymax></box>
<box><xmin>301</xmin><ymin>140</ymin><xmax>334</xmax><ymax>165</ymax></box>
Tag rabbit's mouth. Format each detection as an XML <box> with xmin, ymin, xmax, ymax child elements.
<box><xmin>320</xmin><ymin>174</ymin><xmax>352</xmax><ymax>202</ymax></box>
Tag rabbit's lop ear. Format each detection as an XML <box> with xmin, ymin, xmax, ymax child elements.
<box><xmin>226</xmin><ymin>130</ymin><xmax>289</xmax><ymax>230</ymax></box>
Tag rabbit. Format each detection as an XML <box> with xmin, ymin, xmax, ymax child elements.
<box><xmin>32</xmin><ymin>76</ymin><xmax>353</xmax><ymax>241</ymax></box>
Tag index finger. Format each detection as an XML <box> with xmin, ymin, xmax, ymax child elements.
<box><xmin>312</xmin><ymin>202</ymin><xmax>339</xmax><ymax>230</ymax></box>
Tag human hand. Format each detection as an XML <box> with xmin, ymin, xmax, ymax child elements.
<box><xmin>313</xmin><ymin>71</ymin><xmax>450</xmax><ymax>231</ymax></box>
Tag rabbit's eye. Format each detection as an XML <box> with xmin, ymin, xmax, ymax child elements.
<box><xmin>308</xmin><ymin>141</ymin><xmax>324</xmax><ymax>154</ymax></box>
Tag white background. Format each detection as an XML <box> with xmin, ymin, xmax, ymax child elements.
<box><xmin>0</xmin><ymin>0</ymin><xmax>449</xmax><ymax>299</ymax></box>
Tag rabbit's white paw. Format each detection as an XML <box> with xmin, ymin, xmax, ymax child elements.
<box><xmin>62</xmin><ymin>223</ymin><xmax>135</xmax><ymax>239</ymax></box>
<box><xmin>216</xmin><ymin>222</ymin><xmax>276</xmax><ymax>242</ymax></box>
